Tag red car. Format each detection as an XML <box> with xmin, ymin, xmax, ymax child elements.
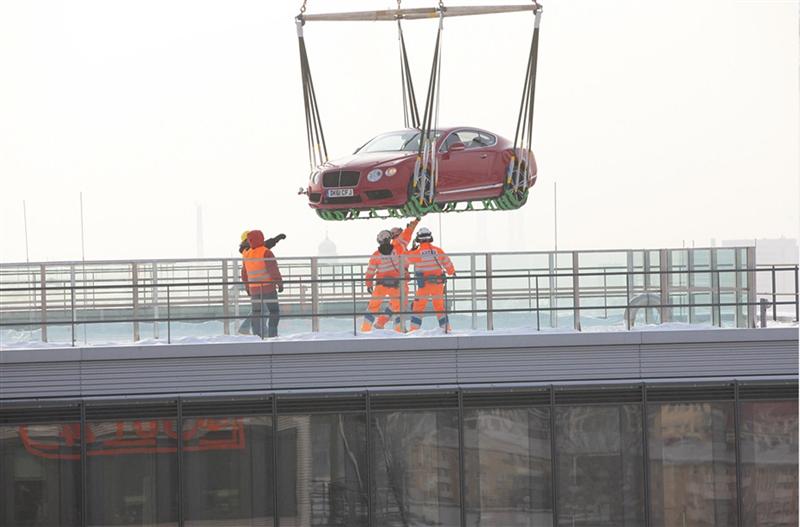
<box><xmin>305</xmin><ymin>127</ymin><xmax>537</xmax><ymax>215</ymax></box>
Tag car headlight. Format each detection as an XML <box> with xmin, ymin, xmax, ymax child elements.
<box><xmin>366</xmin><ymin>169</ymin><xmax>383</xmax><ymax>182</ymax></box>
<box><xmin>385</xmin><ymin>167</ymin><xmax>397</xmax><ymax>177</ymax></box>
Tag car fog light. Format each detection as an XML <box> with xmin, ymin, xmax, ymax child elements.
<box><xmin>367</xmin><ymin>169</ymin><xmax>383</xmax><ymax>182</ymax></box>
<box><xmin>385</xmin><ymin>167</ymin><xmax>397</xmax><ymax>177</ymax></box>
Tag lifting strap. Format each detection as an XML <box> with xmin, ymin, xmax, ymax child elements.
<box><xmin>296</xmin><ymin>17</ymin><xmax>328</xmax><ymax>171</ymax></box>
<box><xmin>509</xmin><ymin>3</ymin><xmax>543</xmax><ymax>195</ymax></box>
<box><xmin>397</xmin><ymin>19</ymin><xmax>420</xmax><ymax>129</ymax></box>
<box><xmin>412</xmin><ymin>9</ymin><xmax>444</xmax><ymax>206</ymax></box>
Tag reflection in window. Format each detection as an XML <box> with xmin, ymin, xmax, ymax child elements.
<box><xmin>86</xmin><ymin>418</ymin><xmax>178</xmax><ymax>526</ymax></box>
<box><xmin>740</xmin><ymin>400</ymin><xmax>799</xmax><ymax>526</ymax></box>
<box><xmin>372</xmin><ymin>410</ymin><xmax>460</xmax><ymax>527</ymax></box>
<box><xmin>648</xmin><ymin>402</ymin><xmax>737</xmax><ymax>527</ymax></box>
<box><xmin>183</xmin><ymin>415</ymin><xmax>273</xmax><ymax>526</ymax></box>
<box><xmin>556</xmin><ymin>404</ymin><xmax>645</xmax><ymax>526</ymax></box>
<box><xmin>0</xmin><ymin>423</ymin><xmax>81</xmax><ymax>526</ymax></box>
<box><xmin>277</xmin><ymin>413</ymin><xmax>368</xmax><ymax>526</ymax></box>
<box><xmin>463</xmin><ymin>407</ymin><xmax>552</xmax><ymax>526</ymax></box>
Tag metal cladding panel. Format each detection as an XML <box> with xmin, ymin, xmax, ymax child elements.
<box><xmin>79</xmin><ymin>356</ymin><xmax>271</xmax><ymax>396</ymax></box>
<box><xmin>1</xmin><ymin>362</ymin><xmax>81</xmax><ymax>399</ymax></box>
<box><xmin>271</xmin><ymin>349</ymin><xmax>458</xmax><ymax>389</ymax></box>
<box><xmin>640</xmin><ymin>340</ymin><xmax>799</xmax><ymax>378</ymax></box>
<box><xmin>457</xmin><ymin>345</ymin><xmax>641</xmax><ymax>383</ymax></box>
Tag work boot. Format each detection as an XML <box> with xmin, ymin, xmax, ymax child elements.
<box><xmin>360</xmin><ymin>320</ymin><xmax>373</xmax><ymax>333</ymax></box>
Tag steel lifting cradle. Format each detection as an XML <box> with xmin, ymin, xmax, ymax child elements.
<box><xmin>296</xmin><ymin>1</ymin><xmax>544</xmax><ymax>221</ymax></box>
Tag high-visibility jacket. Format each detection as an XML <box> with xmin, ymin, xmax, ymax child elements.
<box><xmin>392</xmin><ymin>223</ymin><xmax>416</xmax><ymax>255</ymax></box>
<box><xmin>406</xmin><ymin>243</ymin><xmax>455</xmax><ymax>277</ymax></box>
<box><xmin>365</xmin><ymin>251</ymin><xmax>401</xmax><ymax>289</ymax></box>
<box><xmin>243</xmin><ymin>244</ymin><xmax>282</xmax><ymax>294</ymax></box>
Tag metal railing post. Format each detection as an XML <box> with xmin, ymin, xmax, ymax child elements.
<box><xmin>771</xmin><ymin>265</ymin><xmax>777</xmax><ymax>321</ymax></box>
<box><xmin>399</xmin><ymin>255</ymin><xmax>407</xmax><ymax>332</ymax></box>
<box><xmin>132</xmin><ymin>263</ymin><xmax>140</xmax><ymax>342</ymax></box>
<box><xmin>734</xmin><ymin>249</ymin><xmax>743</xmax><ymax>328</ymax></box>
<box><xmin>311</xmin><ymin>257</ymin><xmax>320</xmax><ymax>332</ymax></box>
<box><xmin>352</xmin><ymin>277</ymin><xmax>357</xmax><ymax>336</ymax></box>
<box><xmin>759</xmin><ymin>298</ymin><xmax>768</xmax><ymax>328</ymax></box>
<box><xmin>572</xmin><ymin>251</ymin><xmax>581</xmax><ymax>331</ymax></box>
<box><xmin>548</xmin><ymin>253</ymin><xmax>557</xmax><ymax>328</ymax></box>
<box><xmin>167</xmin><ymin>284</ymin><xmax>172</xmax><ymax>344</ymax></box>
<box><xmin>660</xmin><ymin>249</ymin><xmax>670</xmax><ymax>324</ymax></box>
<box><xmin>535</xmin><ymin>275</ymin><xmax>540</xmax><ymax>331</ymax></box>
<box><xmin>485</xmin><ymin>253</ymin><xmax>493</xmax><ymax>331</ymax></box>
<box><xmin>222</xmin><ymin>259</ymin><xmax>230</xmax><ymax>335</ymax></box>
<box><xmin>746</xmin><ymin>247</ymin><xmax>757</xmax><ymax>328</ymax></box>
<box><xmin>152</xmin><ymin>262</ymin><xmax>160</xmax><ymax>340</ymax></box>
<box><xmin>70</xmin><ymin>264</ymin><xmax>76</xmax><ymax>346</ymax></box>
<box><xmin>470</xmin><ymin>254</ymin><xmax>477</xmax><ymax>330</ymax></box>
<box><xmin>795</xmin><ymin>265</ymin><xmax>799</xmax><ymax>323</ymax></box>
<box><xmin>711</xmin><ymin>249</ymin><xmax>721</xmax><ymax>327</ymax></box>
<box><xmin>40</xmin><ymin>263</ymin><xmax>48</xmax><ymax>342</ymax></box>
<box><xmin>625</xmin><ymin>272</ymin><xmax>632</xmax><ymax>330</ymax></box>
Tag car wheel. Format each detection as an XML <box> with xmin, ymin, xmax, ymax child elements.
<box><xmin>504</xmin><ymin>161</ymin><xmax>530</xmax><ymax>201</ymax></box>
<box><xmin>408</xmin><ymin>165</ymin><xmax>435</xmax><ymax>206</ymax></box>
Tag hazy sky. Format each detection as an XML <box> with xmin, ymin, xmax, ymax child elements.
<box><xmin>1</xmin><ymin>0</ymin><xmax>797</xmax><ymax>263</ymax></box>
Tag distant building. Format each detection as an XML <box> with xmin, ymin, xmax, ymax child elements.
<box><xmin>318</xmin><ymin>233</ymin><xmax>338</xmax><ymax>259</ymax></box>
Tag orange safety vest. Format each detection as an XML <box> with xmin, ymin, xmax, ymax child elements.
<box><xmin>243</xmin><ymin>246</ymin><xmax>275</xmax><ymax>292</ymax></box>
<box><xmin>365</xmin><ymin>251</ymin><xmax>401</xmax><ymax>288</ymax></box>
<box><xmin>407</xmin><ymin>243</ymin><xmax>455</xmax><ymax>277</ymax></box>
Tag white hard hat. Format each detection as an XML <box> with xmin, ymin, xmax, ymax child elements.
<box><xmin>377</xmin><ymin>230</ymin><xmax>392</xmax><ymax>244</ymax></box>
<box><xmin>415</xmin><ymin>227</ymin><xmax>433</xmax><ymax>243</ymax></box>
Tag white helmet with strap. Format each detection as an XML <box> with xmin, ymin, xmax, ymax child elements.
<box><xmin>415</xmin><ymin>227</ymin><xmax>433</xmax><ymax>243</ymax></box>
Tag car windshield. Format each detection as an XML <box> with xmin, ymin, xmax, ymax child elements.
<box><xmin>359</xmin><ymin>130</ymin><xmax>442</xmax><ymax>153</ymax></box>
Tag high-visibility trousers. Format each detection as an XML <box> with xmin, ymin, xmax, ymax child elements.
<box><xmin>376</xmin><ymin>279</ymin><xmax>410</xmax><ymax>328</ymax></box>
<box><xmin>409</xmin><ymin>281</ymin><xmax>449</xmax><ymax>331</ymax></box>
<box><xmin>361</xmin><ymin>285</ymin><xmax>402</xmax><ymax>332</ymax></box>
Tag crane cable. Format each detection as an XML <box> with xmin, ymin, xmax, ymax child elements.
<box><xmin>509</xmin><ymin>2</ymin><xmax>543</xmax><ymax>197</ymax></box>
<box><xmin>297</xmin><ymin>1</ymin><xmax>328</xmax><ymax>172</ymax></box>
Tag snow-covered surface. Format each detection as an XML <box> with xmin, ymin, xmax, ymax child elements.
<box><xmin>2</xmin><ymin>320</ymin><xmax>796</xmax><ymax>350</ymax></box>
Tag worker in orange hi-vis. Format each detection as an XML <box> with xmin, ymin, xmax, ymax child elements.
<box><xmin>373</xmin><ymin>217</ymin><xmax>420</xmax><ymax>329</ymax></box>
<box><xmin>362</xmin><ymin>230</ymin><xmax>404</xmax><ymax>332</ymax></box>
<box><xmin>406</xmin><ymin>227</ymin><xmax>456</xmax><ymax>332</ymax></box>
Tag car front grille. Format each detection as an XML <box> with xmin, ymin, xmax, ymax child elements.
<box><xmin>325</xmin><ymin>195</ymin><xmax>362</xmax><ymax>205</ymax></box>
<box><xmin>322</xmin><ymin>170</ymin><xmax>360</xmax><ymax>187</ymax></box>
<box><xmin>365</xmin><ymin>190</ymin><xmax>393</xmax><ymax>200</ymax></box>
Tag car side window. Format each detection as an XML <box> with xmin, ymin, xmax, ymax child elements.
<box><xmin>440</xmin><ymin>130</ymin><xmax>489</xmax><ymax>152</ymax></box>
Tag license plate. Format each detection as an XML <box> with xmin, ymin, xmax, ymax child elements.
<box><xmin>327</xmin><ymin>188</ymin><xmax>354</xmax><ymax>198</ymax></box>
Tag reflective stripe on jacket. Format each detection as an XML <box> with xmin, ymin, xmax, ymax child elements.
<box><xmin>365</xmin><ymin>251</ymin><xmax>401</xmax><ymax>288</ymax></box>
<box><xmin>407</xmin><ymin>243</ymin><xmax>455</xmax><ymax>277</ymax></box>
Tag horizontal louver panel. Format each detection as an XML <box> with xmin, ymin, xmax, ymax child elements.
<box><xmin>85</xmin><ymin>402</ymin><xmax>177</xmax><ymax>420</ymax></box>
<box><xmin>739</xmin><ymin>382</ymin><xmax>798</xmax><ymax>401</ymax></box>
<box><xmin>555</xmin><ymin>385</ymin><xmax>642</xmax><ymax>405</ymax></box>
<box><xmin>277</xmin><ymin>395</ymin><xmax>365</xmax><ymax>414</ymax></box>
<box><xmin>0</xmin><ymin>404</ymin><xmax>81</xmax><ymax>424</ymax></box>
<box><xmin>370</xmin><ymin>392</ymin><xmax>459</xmax><ymax>411</ymax></box>
<box><xmin>462</xmin><ymin>390</ymin><xmax>550</xmax><ymax>408</ymax></box>
<box><xmin>647</xmin><ymin>383</ymin><xmax>735</xmax><ymax>403</ymax></box>
<box><xmin>182</xmin><ymin>397</ymin><xmax>272</xmax><ymax>418</ymax></box>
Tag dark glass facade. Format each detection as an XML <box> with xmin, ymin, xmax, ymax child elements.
<box><xmin>1</xmin><ymin>384</ymin><xmax>797</xmax><ymax>527</ymax></box>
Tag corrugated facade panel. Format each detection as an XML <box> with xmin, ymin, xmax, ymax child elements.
<box><xmin>640</xmin><ymin>340</ymin><xmax>799</xmax><ymax>378</ymax></box>
<box><xmin>272</xmin><ymin>349</ymin><xmax>458</xmax><ymax>389</ymax></box>
<box><xmin>457</xmin><ymin>346</ymin><xmax>641</xmax><ymax>383</ymax></box>
<box><xmin>1</xmin><ymin>362</ymin><xmax>81</xmax><ymax>398</ymax></box>
<box><xmin>79</xmin><ymin>356</ymin><xmax>271</xmax><ymax>396</ymax></box>
<box><xmin>1</xmin><ymin>329</ymin><xmax>796</xmax><ymax>400</ymax></box>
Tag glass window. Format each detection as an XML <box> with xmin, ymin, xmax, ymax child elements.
<box><xmin>183</xmin><ymin>415</ymin><xmax>274</xmax><ymax>526</ymax></box>
<box><xmin>0</xmin><ymin>422</ymin><xmax>82</xmax><ymax>526</ymax></box>
<box><xmin>277</xmin><ymin>413</ymin><xmax>368</xmax><ymax>526</ymax></box>
<box><xmin>740</xmin><ymin>400</ymin><xmax>799</xmax><ymax>527</ymax></box>
<box><xmin>372</xmin><ymin>410</ymin><xmax>461</xmax><ymax>527</ymax></box>
<box><xmin>463</xmin><ymin>407</ymin><xmax>552</xmax><ymax>526</ymax></box>
<box><xmin>647</xmin><ymin>402</ymin><xmax>737</xmax><ymax>527</ymax></box>
<box><xmin>360</xmin><ymin>131</ymin><xmax>441</xmax><ymax>153</ymax></box>
<box><xmin>86</xmin><ymin>418</ymin><xmax>178</xmax><ymax>526</ymax></box>
<box><xmin>555</xmin><ymin>404</ymin><xmax>645</xmax><ymax>526</ymax></box>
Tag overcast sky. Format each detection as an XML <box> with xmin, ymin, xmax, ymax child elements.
<box><xmin>0</xmin><ymin>0</ymin><xmax>797</xmax><ymax>263</ymax></box>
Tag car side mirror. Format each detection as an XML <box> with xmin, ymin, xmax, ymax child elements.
<box><xmin>448</xmin><ymin>142</ymin><xmax>466</xmax><ymax>152</ymax></box>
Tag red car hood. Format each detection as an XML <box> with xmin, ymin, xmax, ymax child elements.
<box><xmin>324</xmin><ymin>151</ymin><xmax>416</xmax><ymax>170</ymax></box>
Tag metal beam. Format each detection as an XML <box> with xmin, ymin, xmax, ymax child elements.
<box><xmin>300</xmin><ymin>4</ymin><xmax>538</xmax><ymax>23</ymax></box>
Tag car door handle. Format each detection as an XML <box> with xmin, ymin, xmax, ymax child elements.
<box><xmin>480</xmin><ymin>154</ymin><xmax>488</xmax><ymax>159</ymax></box>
